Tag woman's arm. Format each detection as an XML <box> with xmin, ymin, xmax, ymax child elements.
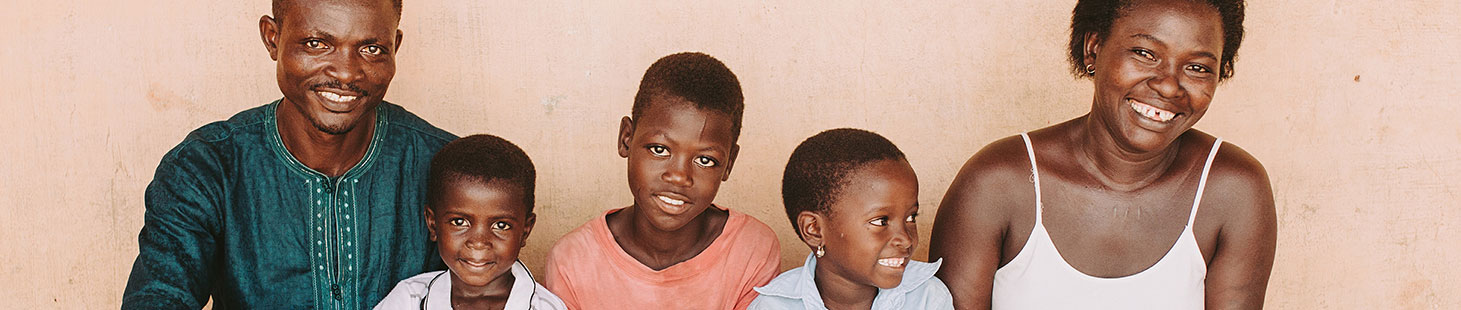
<box><xmin>930</xmin><ymin>136</ymin><xmax>1030</xmax><ymax>310</ymax></box>
<box><xmin>1203</xmin><ymin>143</ymin><xmax>1278</xmax><ymax>310</ymax></box>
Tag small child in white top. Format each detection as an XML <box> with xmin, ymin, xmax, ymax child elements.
<box><xmin>751</xmin><ymin>128</ymin><xmax>953</xmax><ymax>310</ymax></box>
<box><xmin>375</xmin><ymin>134</ymin><xmax>566</xmax><ymax>310</ymax></box>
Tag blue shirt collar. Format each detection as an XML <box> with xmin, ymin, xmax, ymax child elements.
<box><xmin>754</xmin><ymin>254</ymin><xmax>943</xmax><ymax>309</ymax></box>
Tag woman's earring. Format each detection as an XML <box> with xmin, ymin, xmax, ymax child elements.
<box><xmin>815</xmin><ymin>244</ymin><xmax>826</xmax><ymax>258</ymax></box>
<box><xmin>1085</xmin><ymin>63</ymin><xmax>1096</xmax><ymax>75</ymax></box>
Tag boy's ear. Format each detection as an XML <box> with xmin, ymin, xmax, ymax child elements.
<box><xmin>423</xmin><ymin>206</ymin><xmax>437</xmax><ymax>242</ymax></box>
<box><xmin>797</xmin><ymin>210</ymin><xmax>826</xmax><ymax>249</ymax></box>
<box><xmin>721</xmin><ymin>143</ymin><xmax>739</xmax><ymax>181</ymax></box>
<box><xmin>617</xmin><ymin>116</ymin><xmax>635</xmax><ymax>158</ymax></box>
<box><xmin>394</xmin><ymin>29</ymin><xmax>404</xmax><ymax>53</ymax></box>
<box><xmin>520</xmin><ymin>212</ymin><xmax>537</xmax><ymax>247</ymax></box>
<box><xmin>259</xmin><ymin>15</ymin><xmax>280</xmax><ymax>61</ymax></box>
<box><xmin>1082</xmin><ymin>31</ymin><xmax>1101</xmax><ymax>73</ymax></box>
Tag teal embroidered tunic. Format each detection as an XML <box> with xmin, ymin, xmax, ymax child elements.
<box><xmin>123</xmin><ymin>101</ymin><xmax>457</xmax><ymax>309</ymax></box>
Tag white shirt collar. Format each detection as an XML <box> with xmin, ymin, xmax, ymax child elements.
<box><xmin>423</xmin><ymin>261</ymin><xmax>540</xmax><ymax>310</ymax></box>
<box><xmin>754</xmin><ymin>254</ymin><xmax>943</xmax><ymax>309</ymax></box>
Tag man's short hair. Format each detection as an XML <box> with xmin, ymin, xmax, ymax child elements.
<box><xmin>427</xmin><ymin>134</ymin><xmax>536</xmax><ymax>212</ymax></box>
<box><xmin>631</xmin><ymin>52</ymin><xmax>746</xmax><ymax>141</ymax></box>
<box><xmin>272</xmin><ymin>0</ymin><xmax>404</xmax><ymax>24</ymax></box>
<box><xmin>781</xmin><ymin>128</ymin><xmax>906</xmax><ymax>237</ymax></box>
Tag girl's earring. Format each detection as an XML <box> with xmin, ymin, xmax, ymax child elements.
<box><xmin>1085</xmin><ymin>64</ymin><xmax>1096</xmax><ymax>76</ymax></box>
<box><xmin>815</xmin><ymin>244</ymin><xmax>826</xmax><ymax>258</ymax></box>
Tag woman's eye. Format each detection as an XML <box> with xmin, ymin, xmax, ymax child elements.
<box><xmin>304</xmin><ymin>39</ymin><xmax>326</xmax><ymax>50</ymax></box>
<box><xmin>1187</xmin><ymin>64</ymin><xmax>1212</xmax><ymax>74</ymax></box>
<box><xmin>1133</xmin><ymin>49</ymin><xmax>1156</xmax><ymax>61</ymax></box>
<box><xmin>869</xmin><ymin>217</ymin><xmax>888</xmax><ymax>226</ymax></box>
<box><xmin>491</xmin><ymin>221</ymin><xmax>512</xmax><ymax>231</ymax></box>
<box><xmin>448</xmin><ymin>218</ymin><xmax>467</xmax><ymax>226</ymax></box>
<box><xmin>694</xmin><ymin>156</ymin><xmax>718</xmax><ymax>168</ymax></box>
<box><xmin>362</xmin><ymin>45</ymin><xmax>384</xmax><ymax>56</ymax></box>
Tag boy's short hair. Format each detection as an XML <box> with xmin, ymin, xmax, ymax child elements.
<box><xmin>781</xmin><ymin>128</ymin><xmax>906</xmax><ymax>237</ymax></box>
<box><xmin>427</xmin><ymin>134</ymin><xmax>536</xmax><ymax>212</ymax></box>
<box><xmin>631</xmin><ymin>52</ymin><xmax>745</xmax><ymax>141</ymax></box>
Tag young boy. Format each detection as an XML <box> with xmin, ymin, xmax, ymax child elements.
<box><xmin>542</xmin><ymin>52</ymin><xmax>781</xmax><ymax>310</ymax></box>
<box><xmin>375</xmin><ymin>134</ymin><xmax>567</xmax><ymax>310</ymax></box>
<box><xmin>751</xmin><ymin>128</ymin><xmax>953</xmax><ymax>309</ymax></box>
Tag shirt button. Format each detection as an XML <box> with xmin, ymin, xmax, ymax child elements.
<box><xmin>331</xmin><ymin>284</ymin><xmax>342</xmax><ymax>300</ymax></box>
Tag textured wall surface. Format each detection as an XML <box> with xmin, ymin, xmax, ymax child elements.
<box><xmin>2</xmin><ymin>1</ymin><xmax>1457</xmax><ymax>308</ymax></box>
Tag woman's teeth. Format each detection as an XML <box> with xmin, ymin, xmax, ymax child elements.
<box><xmin>656</xmin><ymin>195</ymin><xmax>685</xmax><ymax>206</ymax></box>
<box><xmin>318</xmin><ymin>91</ymin><xmax>358</xmax><ymax>103</ymax></box>
<box><xmin>1129</xmin><ymin>99</ymin><xmax>1177</xmax><ymax>122</ymax></box>
<box><xmin>877</xmin><ymin>257</ymin><xmax>906</xmax><ymax>267</ymax></box>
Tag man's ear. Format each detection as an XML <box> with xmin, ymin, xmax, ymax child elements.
<box><xmin>394</xmin><ymin>29</ymin><xmax>404</xmax><ymax>53</ymax></box>
<box><xmin>1082</xmin><ymin>31</ymin><xmax>1101</xmax><ymax>73</ymax></box>
<box><xmin>617</xmin><ymin>116</ymin><xmax>635</xmax><ymax>158</ymax></box>
<box><xmin>797</xmin><ymin>211</ymin><xmax>827</xmax><ymax>250</ymax></box>
<box><xmin>259</xmin><ymin>15</ymin><xmax>281</xmax><ymax>61</ymax></box>
<box><xmin>521</xmin><ymin>212</ymin><xmax>537</xmax><ymax>247</ymax></box>
<box><xmin>423</xmin><ymin>206</ymin><xmax>437</xmax><ymax>242</ymax></box>
<box><xmin>721</xmin><ymin>143</ymin><xmax>739</xmax><ymax>181</ymax></box>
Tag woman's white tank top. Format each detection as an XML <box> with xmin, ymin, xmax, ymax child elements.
<box><xmin>990</xmin><ymin>133</ymin><xmax>1221</xmax><ymax>309</ymax></box>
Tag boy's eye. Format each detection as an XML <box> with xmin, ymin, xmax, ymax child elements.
<box><xmin>449</xmin><ymin>218</ymin><xmax>468</xmax><ymax>227</ymax></box>
<box><xmin>647</xmin><ymin>145</ymin><xmax>669</xmax><ymax>157</ymax></box>
<box><xmin>491</xmin><ymin>221</ymin><xmax>512</xmax><ymax>231</ymax></box>
<box><xmin>1186</xmin><ymin>64</ymin><xmax>1212</xmax><ymax>74</ymax></box>
<box><xmin>869</xmin><ymin>217</ymin><xmax>888</xmax><ymax>226</ymax></box>
<box><xmin>694</xmin><ymin>156</ymin><xmax>718</xmax><ymax>168</ymax></box>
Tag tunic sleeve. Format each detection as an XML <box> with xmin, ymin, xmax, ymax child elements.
<box><xmin>121</xmin><ymin>142</ymin><xmax>223</xmax><ymax>309</ymax></box>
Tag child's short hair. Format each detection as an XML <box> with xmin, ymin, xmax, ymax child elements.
<box><xmin>631</xmin><ymin>52</ymin><xmax>745</xmax><ymax>141</ymax></box>
<box><xmin>427</xmin><ymin>134</ymin><xmax>536</xmax><ymax>212</ymax></box>
<box><xmin>781</xmin><ymin>128</ymin><xmax>906</xmax><ymax>237</ymax></box>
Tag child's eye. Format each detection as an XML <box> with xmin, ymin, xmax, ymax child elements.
<box><xmin>694</xmin><ymin>156</ymin><xmax>718</xmax><ymax>168</ymax></box>
<box><xmin>491</xmin><ymin>221</ymin><xmax>512</xmax><ymax>231</ymax></box>
<box><xmin>647</xmin><ymin>145</ymin><xmax>669</xmax><ymax>157</ymax></box>
<box><xmin>906</xmin><ymin>212</ymin><xmax>918</xmax><ymax>223</ymax></box>
<box><xmin>1186</xmin><ymin>64</ymin><xmax>1212</xmax><ymax>74</ymax></box>
<box><xmin>449</xmin><ymin>218</ymin><xmax>468</xmax><ymax>227</ymax></box>
<box><xmin>869</xmin><ymin>217</ymin><xmax>888</xmax><ymax>226</ymax></box>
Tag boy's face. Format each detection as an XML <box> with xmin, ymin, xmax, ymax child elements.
<box><xmin>617</xmin><ymin>97</ymin><xmax>739</xmax><ymax>232</ymax></box>
<box><xmin>425</xmin><ymin>180</ymin><xmax>535</xmax><ymax>290</ymax></box>
<box><xmin>814</xmin><ymin>159</ymin><xmax>919</xmax><ymax>289</ymax></box>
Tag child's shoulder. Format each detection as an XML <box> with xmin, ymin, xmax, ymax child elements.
<box><xmin>715</xmin><ymin>208</ymin><xmax>781</xmax><ymax>259</ymax></box>
<box><xmin>374</xmin><ymin>271</ymin><xmax>448</xmax><ymax>309</ymax></box>
<box><xmin>545</xmin><ymin>211</ymin><xmax>615</xmax><ymax>260</ymax></box>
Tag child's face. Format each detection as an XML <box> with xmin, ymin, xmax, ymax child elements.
<box><xmin>617</xmin><ymin>97</ymin><xmax>739</xmax><ymax>232</ymax></box>
<box><xmin>426</xmin><ymin>180</ymin><xmax>536</xmax><ymax>290</ymax></box>
<box><xmin>815</xmin><ymin>159</ymin><xmax>919</xmax><ymax>289</ymax></box>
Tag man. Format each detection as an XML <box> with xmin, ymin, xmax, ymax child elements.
<box><xmin>122</xmin><ymin>0</ymin><xmax>455</xmax><ymax>308</ymax></box>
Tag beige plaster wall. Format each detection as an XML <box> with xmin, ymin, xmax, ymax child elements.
<box><xmin>2</xmin><ymin>0</ymin><xmax>1458</xmax><ymax>308</ymax></box>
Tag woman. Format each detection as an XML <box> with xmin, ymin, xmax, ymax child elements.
<box><xmin>928</xmin><ymin>0</ymin><xmax>1275</xmax><ymax>309</ymax></box>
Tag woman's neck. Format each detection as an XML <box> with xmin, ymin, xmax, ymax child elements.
<box><xmin>1073</xmin><ymin>115</ymin><xmax>1182</xmax><ymax>192</ymax></box>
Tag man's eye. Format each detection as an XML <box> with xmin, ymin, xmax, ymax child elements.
<box><xmin>304</xmin><ymin>40</ymin><xmax>326</xmax><ymax>49</ymax></box>
<box><xmin>362</xmin><ymin>45</ymin><xmax>384</xmax><ymax>55</ymax></box>
<box><xmin>491</xmin><ymin>221</ymin><xmax>512</xmax><ymax>231</ymax></box>
<box><xmin>449</xmin><ymin>218</ymin><xmax>467</xmax><ymax>226</ymax></box>
<box><xmin>647</xmin><ymin>145</ymin><xmax>669</xmax><ymax>157</ymax></box>
<box><xmin>694</xmin><ymin>156</ymin><xmax>718</xmax><ymax>168</ymax></box>
<box><xmin>869</xmin><ymin>217</ymin><xmax>888</xmax><ymax>226</ymax></box>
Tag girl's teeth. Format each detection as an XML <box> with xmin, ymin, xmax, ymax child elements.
<box><xmin>657</xmin><ymin>195</ymin><xmax>685</xmax><ymax>206</ymax></box>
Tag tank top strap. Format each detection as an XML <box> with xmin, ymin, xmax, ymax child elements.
<box><xmin>1020</xmin><ymin>133</ymin><xmax>1043</xmax><ymax>225</ymax></box>
<box><xmin>1188</xmin><ymin>137</ymin><xmax>1224</xmax><ymax>227</ymax></box>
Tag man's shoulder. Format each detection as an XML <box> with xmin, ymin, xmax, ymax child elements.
<box><xmin>158</xmin><ymin>104</ymin><xmax>275</xmax><ymax>167</ymax></box>
<box><xmin>378</xmin><ymin>102</ymin><xmax>457</xmax><ymax>145</ymax></box>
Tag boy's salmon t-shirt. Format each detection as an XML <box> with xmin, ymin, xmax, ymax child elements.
<box><xmin>542</xmin><ymin>207</ymin><xmax>782</xmax><ymax>310</ymax></box>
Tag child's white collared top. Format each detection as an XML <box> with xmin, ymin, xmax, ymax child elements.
<box><xmin>373</xmin><ymin>260</ymin><xmax>567</xmax><ymax>310</ymax></box>
<box><xmin>749</xmin><ymin>254</ymin><xmax>954</xmax><ymax>310</ymax></box>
